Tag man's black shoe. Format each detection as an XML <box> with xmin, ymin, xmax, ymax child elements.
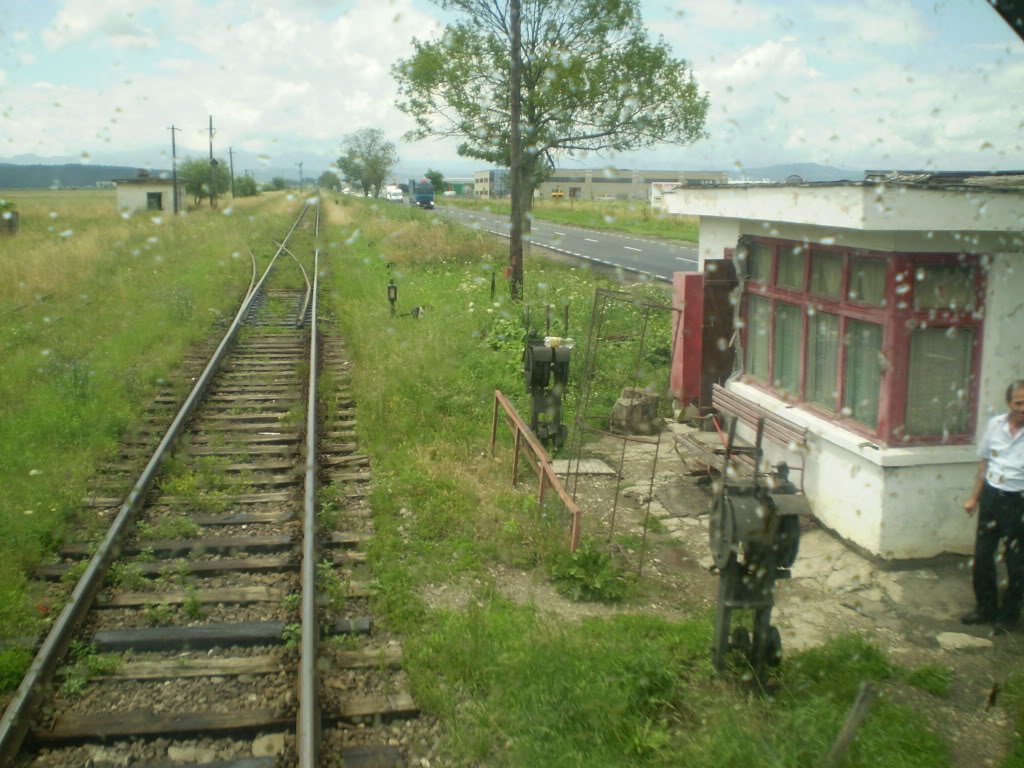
<box><xmin>961</xmin><ymin>610</ymin><xmax>996</xmax><ymax>625</ymax></box>
<box><xmin>994</xmin><ymin>620</ymin><xmax>1019</xmax><ymax>636</ymax></box>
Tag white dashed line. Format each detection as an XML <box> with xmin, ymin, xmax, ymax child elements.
<box><xmin>555</xmin><ymin>232</ymin><xmax>566</xmax><ymax>236</ymax></box>
<box><xmin>675</xmin><ymin>256</ymin><xmax>698</xmax><ymax>263</ymax></box>
<box><xmin>624</xmin><ymin>246</ymin><xmax>642</xmax><ymax>252</ymax></box>
<box><xmin>585</xmin><ymin>238</ymin><xmax>599</xmax><ymax>243</ymax></box>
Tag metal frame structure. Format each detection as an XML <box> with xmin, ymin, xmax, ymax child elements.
<box><xmin>564</xmin><ymin>287</ymin><xmax>679</xmax><ymax>574</ymax></box>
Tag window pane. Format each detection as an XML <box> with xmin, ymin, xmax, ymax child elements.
<box><xmin>810</xmin><ymin>249</ymin><xmax>842</xmax><ymax>297</ymax></box>
<box><xmin>844</xmin><ymin>320</ymin><xmax>882</xmax><ymax>428</ymax></box>
<box><xmin>848</xmin><ymin>257</ymin><xmax>887</xmax><ymax>305</ymax></box>
<box><xmin>773</xmin><ymin>302</ymin><xmax>801</xmax><ymax>395</ymax></box>
<box><xmin>747</xmin><ymin>242</ymin><xmax>772</xmax><ymax>283</ymax></box>
<box><xmin>777</xmin><ymin>245</ymin><xmax>806</xmax><ymax>290</ymax></box>
<box><xmin>746</xmin><ymin>295</ymin><xmax>770</xmax><ymax>379</ymax></box>
<box><xmin>807</xmin><ymin>312</ymin><xmax>839</xmax><ymax>409</ymax></box>
<box><xmin>905</xmin><ymin>328</ymin><xmax>973</xmax><ymax>436</ymax></box>
<box><xmin>914</xmin><ymin>265</ymin><xmax>976</xmax><ymax>311</ymax></box>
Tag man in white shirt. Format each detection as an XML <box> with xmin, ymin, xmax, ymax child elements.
<box><xmin>962</xmin><ymin>379</ymin><xmax>1024</xmax><ymax>634</ymax></box>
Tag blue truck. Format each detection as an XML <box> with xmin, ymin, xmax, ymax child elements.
<box><xmin>409</xmin><ymin>178</ymin><xmax>435</xmax><ymax>209</ymax></box>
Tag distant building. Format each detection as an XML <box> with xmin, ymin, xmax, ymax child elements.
<box><xmin>95</xmin><ymin>180</ymin><xmax>116</xmax><ymax>189</ymax></box>
<box><xmin>664</xmin><ymin>171</ymin><xmax>1024</xmax><ymax>559</ymax></box>
<box><xmin>113</xmin><ymin>170</ymin><xmax>186</xmax><ymax>213</ymax></box>
<box><xmin>474</xmin><ymin>169</ymin><xmax>510</xmax><ymax>198</ymax></box>
<box><xmin>537</xmin><ymin>168</ymin><xmax>727</xmax><ymax>201</ymax></box>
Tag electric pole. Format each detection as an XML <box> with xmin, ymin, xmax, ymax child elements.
<box><xmin>167</xmin><ymin>125</ymin><xmax>181</xmax><ymax>215</ymax></box>
<box><xmin>229</xmin><ymin>147</ymin><xmax>236</xmax><ymax>198</ymax></box>
<box><xmin>296</xmin><ymin>162</ymin><xmax>303</xmax><ymax>192</ymax></box>
<box><xmin>208</xmin><ymin>115</ymin><xmax>218</xmax><ymax>210</ymax></box>
<box><xmin>508</xmin><ymin>0</ymin><xmax>524</xmax><ymax>300</ymax></box>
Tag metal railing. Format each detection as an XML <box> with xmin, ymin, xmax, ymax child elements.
<box><xmin>489</xmin><ymin>390</ymin><xmax>582</xmax><ymax>552</ymax></box>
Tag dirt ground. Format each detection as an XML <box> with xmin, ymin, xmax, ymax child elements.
<box><xmin>425</xmin><ymin>421</ymin><xmax>1022</xmax><ymax>768</ymax></box>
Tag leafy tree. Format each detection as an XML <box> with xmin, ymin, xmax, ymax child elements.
<box><xmin>234</xmin><ymin>175</ymin><xmax>258</xmax><ymax>197</ymax></box>
<box><xmin>269</xmin><ymin>176</ymin><xmax>288</xmax><ymax>191</ymax></box>
<box><xmin>178</xmin><ymin>157</ymin><xmax>231</xmax><ymax>207</ymax></box>
<box><xmin>318</xmin><ymin>170</ymin><xmax>341</xmax><ymax>190</ymax></box>
<box><xmin>393</xmin><ymin>0</ymin><xmax>709</xmax><ymax>225</ymax></box>
<box><xmin>336</xmin><ymin>128</ymin><xmax>399</xmax><ymax>198</ymax></box>
<box><xmin>425</xmin><ymin>169</ymin><xmax>446</xmax><ymax>195</ymax></box>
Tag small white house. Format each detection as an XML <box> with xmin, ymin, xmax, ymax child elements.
<box><xmin>114</xmin><ymin>173</ymin><xmax>186</xmax><ymax>214</ymax></box>
<box><xmin>663</xmin><ymin>172</ymin><xmax>1024</xmax><ymax>559</ymax></box>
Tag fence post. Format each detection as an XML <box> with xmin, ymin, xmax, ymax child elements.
<box><xmin>511</xmin><ymin>429</ymin><xmax>521</xmax><ymax>487</ymax></box>
<box><xmin>490</xmin><ymin>392</ymin><xmax>499</xmax><ymax>457</ymax></box>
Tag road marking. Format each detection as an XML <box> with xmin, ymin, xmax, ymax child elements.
<box><xmin>585</xmin><ymin>237</ymin><xmax>599</xmax><ymax>243</ymax></box>
<box><xmin>624</xmin><ymin>246</ymin><xmax>642</xmax><ymax>252</ymax></box>
<box><xmin>555</xmin><ymin>231</ymin><xmax>566</xmax><ymax>236</ymax></box>
<box><xmin>675</xmin><ymin>256</ymin><xmax>698</xmax><ymax>263</ymax></box>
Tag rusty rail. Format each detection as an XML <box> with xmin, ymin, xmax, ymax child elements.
<box><xmin>489</xmin><ymin>390</ymin><xmax>582</xmax><ymax>552</ymax></box>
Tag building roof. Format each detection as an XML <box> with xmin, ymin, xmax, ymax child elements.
<box><xmin>662</xmin><ymin>179</ymin><xmax>1024</xmax><ymax>233</ymax></box>
<box><xmin>113</xmin><ymin>178</ymin><xmax>184</xmax><ymax>185</ymax></box>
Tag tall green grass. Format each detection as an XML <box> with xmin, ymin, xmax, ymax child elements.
<box><xmin>0</xmin><ymin>190</ymin><xmax>302</xmax><ymax>656</ymax></box>
<box><xmin>320</xmin><ymin>196</ymin><xmax>953</xmax><ymax>767</ymax></box>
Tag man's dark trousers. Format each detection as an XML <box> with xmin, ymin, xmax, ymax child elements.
<box><xmin>974</xmin><ymin>482</ymin><xmax>1024</xmax><ymax>623</ymax></box>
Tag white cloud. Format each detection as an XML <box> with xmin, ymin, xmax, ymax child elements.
<box><xmin>43</xmin><ymin>0</ymin><xmax>161</xmax><ymax>49</ymax></box>
<box><xmin>809</xmin><ymin>0</ymin><xmax>931</xmax><ymax>46</ymax></box>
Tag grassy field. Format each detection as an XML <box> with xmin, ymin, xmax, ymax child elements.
<box><xmin>0</xmin><ymin>188</ymin><xmax>300</xmax><ymax>685</ymax></box>
<box><xmin>444</xmin><ymin>196</ymin><xmax>700</xmax><ymax>242</ymax></box>
<box><xmin>318</xmin><ymin>196</ymin><xmax>971</xmax><ymax>767</ymax></box>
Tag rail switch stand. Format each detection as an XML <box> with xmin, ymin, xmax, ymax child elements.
<box><xmin>709</xmin><ymin>416</ymin><xmax>807</xmax><ymax>679</ymax></box>
<box><xmin>523</xmin><ymin>334</ymin><xmax>572</xmax><ymax>450</ymax></box>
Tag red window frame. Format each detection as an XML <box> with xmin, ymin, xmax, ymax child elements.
<box><xmin>739</xmin><ymin>238</ymin><xmax>985</xmax><ymax>446</ymax></box>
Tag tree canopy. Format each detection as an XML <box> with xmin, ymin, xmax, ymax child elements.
<box><xmin>318</xmin><ymin>170</ymin><xmax>341</xmax><ymax>190</ymax></box>
<box><xmin>393</xmin><ymin>0</ymin><xmax>709</xmax><ymax>195</ymax></box>
<box><xmin>234</xmin><ymin>175</ymin><xmax>258</xmax><ymax>197</ymax></box>
<box><xmin>269</xmin><ymin>176</ymin><xmax>288</xmax><ymax>191</ymax></box>
<box><xmin>179</xmin><ymin>157</ymin><xmax>231</xmax><ymax>207</ymax></box>
<box><xmin>336</xmin><ymin>129</ymin><xmax>399</xmax><ymax>198</ymax></box>
<box><xmin>424</xmin><ymin>169</ymin><xmax>446</xmax><ymax>195</ymax></box>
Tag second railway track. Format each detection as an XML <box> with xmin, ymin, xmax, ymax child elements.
<box><xmin>3</xmin><ymin>199</ymin><xmax>417</xmax><ymax>767</ymax></box>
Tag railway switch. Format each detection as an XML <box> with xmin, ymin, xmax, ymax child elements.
<box><xmin>709</xmin><ymin>416</ymin><xmax>806</xmax><ymax>679</ymax></box>
<box><xmin>523</xmin><ymin>334</ymin><xmax>572</xmax><ymax>450</ymax></box>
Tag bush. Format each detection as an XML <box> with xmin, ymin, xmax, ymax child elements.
<box><xmin>550</xmin><ymin>538</ymin><xmax>631</xmax><ymax>602</ymax></box>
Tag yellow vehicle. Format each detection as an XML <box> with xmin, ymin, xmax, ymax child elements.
<box><xmin>550</xmin><ymin>186</ymin><xmax>564</xmax><ymax>199</ymax></box>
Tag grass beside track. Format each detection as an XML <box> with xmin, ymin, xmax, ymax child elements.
<box><xmin>0</xmin><ymin>188</ymin><xmax>305</xmax><ymax>686</ymax></box>
<box><xmin>321</xmin><ymin>196</ymin><xmax>962</xmax><ymax>767</ymax></box>
<box><xmin>444</xmin><ymin>196</ymin><xmax>700</xmax><ymax>242</ymax></box>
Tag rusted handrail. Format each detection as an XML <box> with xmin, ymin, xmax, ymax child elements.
<box><xmin>489</xmin><ymin>390</ymin><xmax>582</xmax><ymax>552</ymax></box>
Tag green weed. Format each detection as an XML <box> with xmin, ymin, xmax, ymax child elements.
<box><xmin>903</xmin><ymin>663</ymin><xmax>954</xmax><ymax>697</ymax></box>
<box><xmin>58</xmin><ymin>641</ymin><xmax>123</xmax><ymax>697</ymax></box>
<box><xmin>143</xmin><ymin>602</ymin><xmax>175</xmax><ymax>626</ymax></box>
<box><xmin>550</xmin><ymin>538</ymin><xmax>631</xmax><ymax>602</ymax></box>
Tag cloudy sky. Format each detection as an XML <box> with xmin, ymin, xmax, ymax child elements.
<box><xmin>0</xmin><ymin>0</ymin><xmax>1021</xmax><ymax>179</ymax></box>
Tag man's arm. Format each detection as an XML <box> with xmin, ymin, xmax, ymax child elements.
<box><xmin>964</xmin><ymin>459</ymin><xmax>988</xmax><ymax>517</ymax></box>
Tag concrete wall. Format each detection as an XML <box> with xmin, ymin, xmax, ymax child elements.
<box><xmin>115</xmin><ymin>183</ymin><xmax>183</xmax><ymax>213</ymax></box>
<box><xmin>727</xmin><ymin>380</ymin><xmax>979</xmax><ymax>558</ymax></box>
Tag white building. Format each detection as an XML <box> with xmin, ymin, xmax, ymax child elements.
<box><xmin>114</xmin><ymin>173</ymin><xmax>186</xmax><ymax>214</ymax></box>
<box><xmin>663</xmin><ymin>172</ymin><xmax>1024</xmax><ymax>559</ymax></box>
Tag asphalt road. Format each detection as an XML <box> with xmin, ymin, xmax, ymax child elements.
<box><xmin>436</xmin><ymin>205</ymin><xmax>699</xmax><ymax>282</ymax></box>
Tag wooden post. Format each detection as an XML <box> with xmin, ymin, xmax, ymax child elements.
<box><xmin>490</xmin><ymin>393</ymin><xmax>500</xmax><ymax>457</ymax></box>
<box><xmin>511</xmin><ymin>430</ymin><xmax>521</xmax><ymax>487</ymax></box>
<box><xmin>823</xmin><ymin>682</ymin><xmax>877</xmax><ymax>768</ymax></box>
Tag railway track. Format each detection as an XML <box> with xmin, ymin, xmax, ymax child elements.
<box><xmin>2</xmin><ymin>200</ymin><xmax>416</xmax><ymax>767</ymax></box>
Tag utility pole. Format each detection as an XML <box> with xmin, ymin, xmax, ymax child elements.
<box><xmin>207</xmin><ymin>115</ymin><xmax>218</xmax><ymax>209</ymax></box>
<box><xmin>296</xmin><ymin>162</ymin><xmax>303</xmax><ymax>192</ymax></box>
<box><xmin>508</xmin><ymin>0</ymin><xmax>524</xmax><ymax>301</ymax></box>
<box><xmin>229</xmin><ymin>147</ymin><xmax>236</xmax><ymax>198</ymax></box>
<box><xmin>167</xmin><ymin>125</ymin><xmax>181</xmax><ymax>215</ymax></box>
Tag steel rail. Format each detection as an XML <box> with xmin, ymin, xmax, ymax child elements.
<box><xmin>274</xmin><ymin>240</ymin><xmax>312</xmax><ymax>329</ymax></box>
<box><xmin>0</xmin><ymin>202</ymin><xmax>310</xmax><ymax>763</ymax></box>
<box><xmin>298</xmin><ymin>244</ymin><xmax>321</xmax><ymax>767</ymax></box>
